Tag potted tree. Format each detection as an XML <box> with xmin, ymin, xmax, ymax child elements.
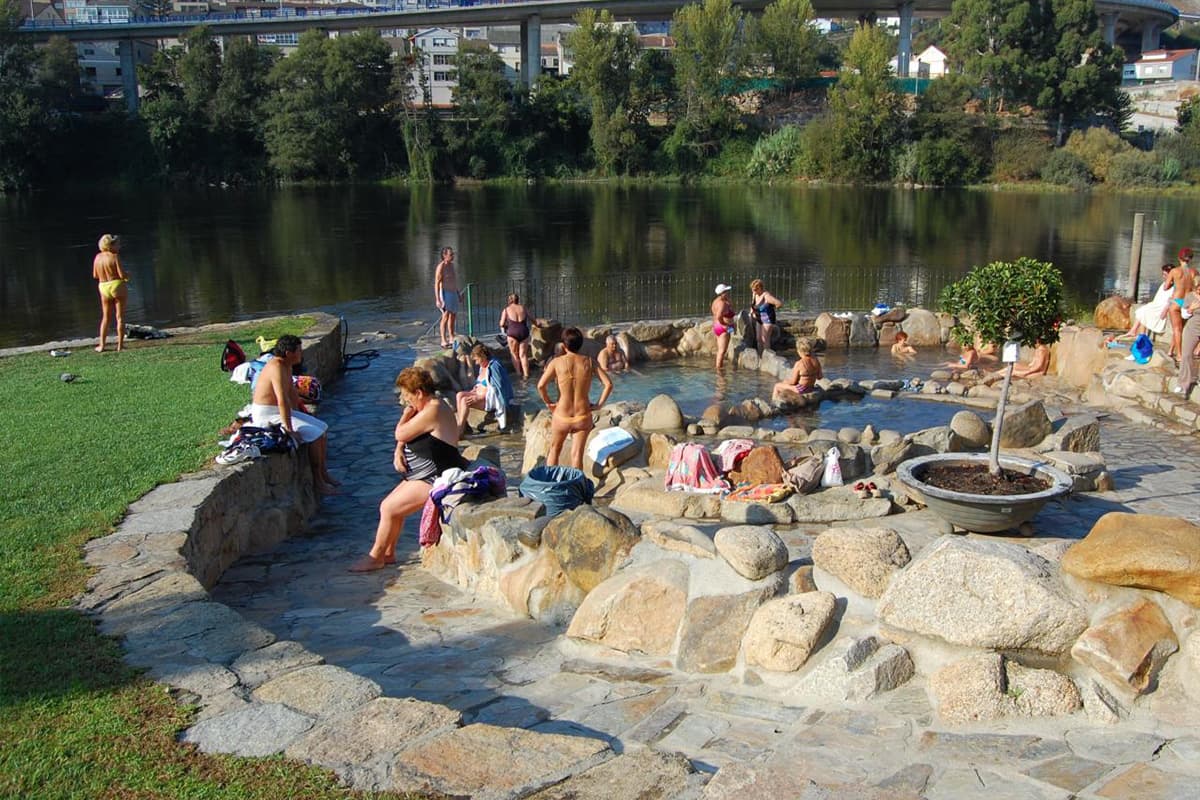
<box><xmin>896</xmin><ymin>258</ymin><xmax>1073</xmax><ymax>533</ymax></box>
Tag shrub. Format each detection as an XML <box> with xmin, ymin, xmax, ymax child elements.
<box><xmin>1155</xmin><ymin>132</ymin><xmax>1200</xmax><ymax>181</ymax></box>
<box><xmin>794</xmin><ymin>114</ymin><xmax>839</xmax><ymax>179</ymax></box>
<box><xmin>746</xmin><ymin>125</ymin><xmax>804</xmax><ymax>178</ymax></box>
<box><xmin>894</xmin><ymin>142</ymin><xmax>918</xmax><ymax>183</ymax></box>
<box><xmin>991</xmin><ymin>128</ymin><xmax>1051</xmax><ymax>181</ymax></box>
<box><xmin>1106</xmin><ymin>150</ymin><xmax>1163</xmax><ymax>188</ymax></box>
<box><xmin>705</xmin><ymin>135</ymin><xmax>756</xmax><ymax>177</ymax></box>
<box><xmin>1040</xmin><ymin>149</ymin><xmax>1092</xmax><ymax>189</ymax></box>
<box><xmin>912</xmin><ymin>137</ymin><xmax>978</xmax><ymax>186</ymax></box>
<box><xmin>1063</xmin><ymin>127</ymin><xmax>1130</xmax><ymax>182</ymax></box>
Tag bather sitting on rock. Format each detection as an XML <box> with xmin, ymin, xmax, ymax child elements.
<box><xmin>774</xmin><ymin>340</ymin><xmax>823</xmax><ymax>397</ymax></box>
<box><xmin>350</xmin><ymin>367</ymin><xmax>466</xmax><ymax>573</ymax></box>
<box><xmin>984</xmin><ymin>342</ymin><xmax>1051</xmax><ymax>385</ymax></box>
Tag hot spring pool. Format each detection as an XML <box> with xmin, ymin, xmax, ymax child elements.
<box><xmin>511</xmin><ymin>350</ymin><xmax>978</xmax><ymax>435</ymax></box>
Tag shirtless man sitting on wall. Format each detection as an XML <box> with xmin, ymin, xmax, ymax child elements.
<box><xmin>537</xmin><ymin>327</ymin><xmax>613</xmax><ymax>470</ymax></box>
<box><xmin>251</xmin><ymin>335</ymin><xmax>340</xmax><ymax>494</ymax></box>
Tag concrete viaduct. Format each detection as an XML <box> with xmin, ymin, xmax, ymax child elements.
<box><xmin>17</xmin><ymin>0</ymin><xmax>1181</xmax><ymax>112</ymax></box>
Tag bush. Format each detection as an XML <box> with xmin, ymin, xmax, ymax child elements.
<box><xmin>794</xmin><ymin>114</ymin><xmax>839</xmax><ymax>179</ymax></box>
<box><xmin>912</xmin><ymin>137</ymin><xmax>978</xmax><ymax>186</ymax></box>
<box><xmin>894</xmin><ymin>142</ymin><xmax>918</xmax><ymax>182</ymax></box>
<box><xmin>991</xmin><ymin>128</ymin><xmax>1051</xmax><ymax>181</ymax></box>
<box><xmin>746</xmin><ymin>125</ymin><xmax>804</xmax><ymax>178</ymax></box>
<box><xmin>1155</xmin><ymin>131</ymin><xmax>1200</xmax><ymax>181</ymax></box>
<box><xmin>1040</xmin><ymin>149</ymin><xmax>1092</xmax><ymax>189</ymax></box>
<box><xmin>1106</xmin><ymin>150</ymin><xmax>1163</xmax><ymax>188</ymax></box>
<box><xmin>1063</xmin><ymin>127</ymin><xmax>1130</xmax><ymax>182</ymax></box>
<box><xmin>704</xmin><ymin>135</ymin><xmax>756</xmax><ymax>177</ymax></box>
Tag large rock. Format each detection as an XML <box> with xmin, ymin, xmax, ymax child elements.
<box><xmin>676</xmin><ymin>580</ymin><xmax>782</xmax><ymax>673</ymax></box>
<box><xmin>714</xmin><ymin>525</ymin><xmax>788</xmax><ymax>580</ymax></box>
<box><xmin>1039</xmin><ymin>413</ymin><xmax>1101</xmax><ymax>453</ymax></box>
<box><xmin>741</xmin><ymin>592</ymin><xmax>837</xmax><ymax>672</ymax></box>
<box><xmin>870</xmin><ymin>439</ymin><xmax>916</xmax><ymax>475</ymax></box>
<box><xmin>582</xmin><ymin>428</ymin><xmax>643</xmax><ymax>480</ymax></box>
<box><xmin>795</xmin><ymin>636</ymin><xmax>914</xmax><ymax>701</ymax></box>
<box><xmin>930</xmin><ymin>653</ymin><xmax>1081</xmax><ymax>723</ymax></box>
<box><xmin>497</xmin><ymin>546</ymin><xmax>585</xmax><ymax>624</ymax></box>
<box><xmin>999</xmin><ymin>399</ymin><xmax>1053</xmax><ymax>449</ymax></box>
<box><xmin>848</xmin><ymin>313</ymin><xmax>878</xmax><ymax>347</ymax></box>
<box><xmin>641</xmin><ymin>519</ymin><xmax>717</xmax><ymax>558</ymax></box>
<box><xmin>522</xmin><ymin>411</ymin><xmax>553</xmax><ymax>474</ymax></box>
<box><xmin>727</xmin><ymin>445</ymin><xmax>785</xmax><ymax>485</ymax></box>
<box><xmin>612</xmin><ymin>478</ymin><xmax>722</xmax><ymax>520</ymax></box>
<box><xmin>787</xmin><ymin>492</ymin><xmax>893</xmax><ymax>523</ymax></box>
<box><xmin>1094</xmin><ymin>295</ymin><xmax>1132</xmax><ymax>331</ymax></box>
<box><xmin>1071</xmin><ymin>599</ymin><xmax>1178</xmax><ymax>695</ymax></box>
<box><xmin>543</xmin><ymin>505</ymin><xmax>640</xmax><ymax>593</ymax></box>
<box><xmin>949</xmin><ymin>410</ymin><xmax>991</xmax><ymax>449</ymax></box>
<box><xmin>815</xmin><ymin>313</ymin><xmax>849</xmax><ymax>348</ymax></box>
<box><xmin>877</xmin><ymin>536</ymin><xmax>1088</xmax><ymax>655</ymax></box>
<box><xmin>907</xmin><ymin>425</ymin><xmax>967</xmax><ymax>455</ymax></box>
<box><xmin>642</xmin><ymin>393</ymin><xmax>685</xmax><ymax>431</ymax></box>
<box><xmin>628</xmin><ymin>322</ymin><xmax>677</xmax><ymax>344</ymax></box>
<box><xmin>646</xmin><ymin>432</ymin><xmax>677</xmax><ymax>469</ymax></box>
<box><xmin>899</xmin><ymin>308</ymin><xmax>941</xmax><ymax>346</ymax></box>
<box><xmin>566</xmin><ymin>562</ymin><xmax>688</xmax><ymax>656</ymax></box>
<box><xmin>1061</xmin><ymin>512</ymin><xmax>1200</xmax><ymax>606</ymax></box>
<box><xmin>811</xmin><ymin>527</ymin><xmax>910</xmax><ymax>599</ymax></box>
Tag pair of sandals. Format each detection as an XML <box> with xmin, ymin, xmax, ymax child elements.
<box><xmin>852</xmin><ymin>481</ymin><xmax>883</xmax><ymax>500</ymax></box>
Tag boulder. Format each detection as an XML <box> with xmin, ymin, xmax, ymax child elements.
<box><xmin>737</xmin><ymin>348</ymin><xmax>761</xmax><ymax>371</ymax></box>
<box><xmin>612</xmin><ymin>478</ymin><xmax>722</xmax><ymax>520</ymax></box>
<box><xmin>877</xmin><ymin>322</ymin><xmax>898</xmax><ymax>347</ymax></box>
<box><xmin>542</xmin><ymin>506</ymin><xmax>640</xmax><ymax>593</ymax></box>
<box><xmin>837</xmin><ymin>427</ymin><xmax>861</xmax><ymax>444</ymax></box>
<box><xmin>1053</xmin><ymin>327</ymin><xmax>1108</xmax><ymax>390</ymax></box>
<box><xmin>714</xmin><ymin>525</ymin><xmax>788</xmax><ymax>580</ymax></box>
<box><xmin>877</xmin><ymin>536</ymin><xmax>1088</xmax><ymax>656</ymax></box>
<box><xmin>521</xmin><ymin>411</ymin><xmax>553</xmax><ymax>474</ymax></box>
<box><xmin>907</xmin><ymin>425</ymin><xmax>966</xmax><ymax>455</ymax></box>
<box><xmin>641</xmin><ymin>519</ymin><xmax>717</xmax><ymax>559</ymax></box>
<box><xmin>1061</xmin><ymin>512</ymin><xmax>1200</xmax><ymax>607</ymax></box>
<box><xmin>677</xmin><ymin>323</ymin><xmax>715</xmax><ymax>356</ymax></box>
<box><xmin>701</xmin><ymin>403</ymin><xmax>727</xmax><ymax>427</ymax></box>
<box><xmin>815</xmin><ymin>313</ymin><xmax>849</xmax><ymax>348</ymax></box>
<box><xmin>949</xmin><ymin>410</ymin><xmax>991</xmax><ymax>449</ymax></box>
<box><xmin>930</xmin><ymin>653</ymin><xmax>1081</xmax><ymax>723</ymax></box>
<box><xmin>999</xmin><ymin>399</ymin><xmax>1053</xmax><ymax>449</ymax></box>
<box><xmin>795</xmin><ymin>440</ymin><xmax>868</xmax><ymax>481</ymax></box>
<box><xmin>676</xmin><ymin>575</ymin><xmax>784</xmax><ymax>673</ymax></box>
<box><xmin>790</xmin><ymin>565</ymin><xmax>817</xmax><ymax>593</ymax></box>
<box><xmin>530</xmin><ymin>320</ymin><xmax>562</xmax><ymax>363</ymax></box>
<box><xmin>727</xmin><ymin>445</ymin><xmax>785</xmax><ymax>486</ymax></box>
<box><xmin>628</xmin><ymin>322</ymin><xmax>677</xmax><ymax>345</ymax></box>
<box><xmin>811</xmin><ymin>527</ymin><xmax>910</xmax><ymax>599</ymax></box>
<box><xmin>646</xmin><ymin>432</ymin><xmax>677</xmax><ymax>470</ymax></box>
<box><xmin>566</xmin><ymin>561</ymin><xmax>689</xmax><ymax>655</ymax></box>
<box><xmin>498</xmin><ymin>546</ymin><xmax>585</xmax><ymax>625</ymax></box>
<box><xmin>870</xmin><ymin>439</ymin><xmax>916</xmax><ymax>475</ymax></box>
<box><xmin>848</xmin><ymin>314</ymin><xmax>878</xmax><ymax>347</ymax></box>
<box><xmin>642</xmin><ymin>394</ymin><xmax>685</xmax><ymax>432</ymax></box>
<box><xmin>1039</xmin><ymin>414</ymin><xmax>1101</xmax><ymax>454</ymax></box>
<box><xmin>1071</xmin><ymin>599</ymin><xmax>1178</xmax><ymax>695</ymax></box>
<box><xmin>787</xmin><ymin>492</ymin><xmax>893</xmax><ymax>524</ymax></box>
<box><xmin>795</xmin><ymin>636</ymin><xmax>914</xmax><ymax>701</ymax></box>
<box><xmin>899</xmin><ymin>308</ymin><xmax>941</xmax><ymax>346</ymax></box>
<box><xmin>741</xmin><ymin>592</ymin><xmax>837</xmax><ymax>672</ymax></box>
<box><xmin>1094</xmin><ymin>295</ymin><xmax>1132</xmax><ymax>331</ymax></box>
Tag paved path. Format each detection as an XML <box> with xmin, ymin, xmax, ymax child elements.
<box><xmin>213</xmin><ymin>331</ymin><xmax>1200</xmax><ymax>799</ymax></box>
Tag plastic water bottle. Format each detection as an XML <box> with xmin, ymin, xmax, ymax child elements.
<box><xmin>49</xmin><ymin>349</ymin><xmax>70</xmax><ymax>357</ymax></box>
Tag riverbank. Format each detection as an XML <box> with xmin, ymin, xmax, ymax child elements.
<box><xmin>0</xmin><ymin>315</ymin><xmax>422</xmax><ymax>800</ymax></box>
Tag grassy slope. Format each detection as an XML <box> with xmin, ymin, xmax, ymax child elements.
<box><xmin>0</xmin><ymin>322</ymin><xmax>417</xmax><ymax>800</ymax></box>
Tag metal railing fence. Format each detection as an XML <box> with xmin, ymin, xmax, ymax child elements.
<box><xmin>462</xmin><ymin>264</ymin><xmax>964</xmax><ymax>335</ymax></box>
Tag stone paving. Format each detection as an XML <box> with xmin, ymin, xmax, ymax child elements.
<box><xmin>212</xmin><ymin>328</ymin><xmax>1200</xmax><ymax>799</ymax></box>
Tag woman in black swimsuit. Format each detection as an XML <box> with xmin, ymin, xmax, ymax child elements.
<box><xmin>350</xmin><ymin>367</ymin><xmax>466</xmax><ymax>572</ymax></box>
<box><xmin>500</xmin><ymin>293</ymin><xmax>532</xmax><ymax>379</ymax></box>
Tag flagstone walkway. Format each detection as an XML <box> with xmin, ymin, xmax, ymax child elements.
<box><xmin>212</xmin><ymin>330</ymin><xmax>1200</xmax><ymax>799</ymax></box>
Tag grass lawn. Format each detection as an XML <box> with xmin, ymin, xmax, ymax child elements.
<box><xmin>0</xmin><ymin>321</ymin><xmax>416</xmax><ymax>799</ymax></box>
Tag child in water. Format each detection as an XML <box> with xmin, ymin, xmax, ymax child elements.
<box><xmin>891</xmin><ymin>331</ymin><xmax>917</xmax><ymax>358</ymax></box>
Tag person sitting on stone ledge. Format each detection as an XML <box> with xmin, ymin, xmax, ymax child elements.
<box><xmin>350</xmin><ymin>367</ymin><xmax>466</xmax><ymax>573</ymax></box>
<box><xmin>250</xmin><ymin>335</ymin><xmax>339</xmax><ymax>495</ymax></box>
<box><xmin>774</xmin><ymin>340</ymin><xmax>823</xmax><ymax>397</ymax></box>
<box><xmin>455</xmin><ymin>344</ymin><xmax>514</xmax><ymax>435</ymax></box>
<box><xmin>943</xmin><ymin>342</ymin><xmax>978</xmax><ymax>373</ymax></box>
<box><xmin>984</xmin><ymin>342</ymin><xmax>1051</xmax><ymax>385</ymax></box>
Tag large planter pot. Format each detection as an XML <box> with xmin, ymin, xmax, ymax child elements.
<box><xmin>896</xmin><ymin>453</ymin><xmax>1072</xmax><ymax>534</ymax></box>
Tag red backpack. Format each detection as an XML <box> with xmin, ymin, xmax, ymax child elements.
<box><xmin>221</xmin><ymin>339</ymin><xmax>247</xmax><ymax>372</ymax></box>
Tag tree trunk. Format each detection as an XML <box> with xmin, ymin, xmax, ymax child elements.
<box><xmin>988</xmin><ymin>362</ymin><xmax>1014</xmax><ymax>476</ymax></box>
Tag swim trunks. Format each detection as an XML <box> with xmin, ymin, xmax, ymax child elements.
<box><xmin>440</xmin><ymin>289</ymin><xmax>460</xmax><ymax>313</ymax></box>
<box><xmin>250</xmin><ymin>404</ymin><xmax>328</xmax><ymax>443</ymax></box>
<box><xmin>98</xmin><ymin>279</ymin><xmax>127</xmax><ymax>299</ymax></box>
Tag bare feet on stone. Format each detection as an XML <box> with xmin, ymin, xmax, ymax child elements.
<box><xmin>348</xmin><ymin>555</ymin><xmax>389</xmax><ymax>573</ymax></box>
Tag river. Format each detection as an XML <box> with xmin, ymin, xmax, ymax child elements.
<box><xmin>1</xmin><ymin>183</ymin><xmax>1194</xmax><ymax>347</ymax></box>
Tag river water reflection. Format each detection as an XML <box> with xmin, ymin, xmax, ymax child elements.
<box><xmin>2</xmin><ymin>183</ymin><xmax>1197</xmax><ymax>347</ymax></box>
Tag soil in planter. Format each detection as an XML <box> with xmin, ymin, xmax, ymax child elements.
<box><xmin>922</xmin><ymin>464</ymin><xmax>1050</xmax><ymax>496</ymax></box>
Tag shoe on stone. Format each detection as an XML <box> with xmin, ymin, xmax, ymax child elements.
<box><xmin>217</xmin><ymin>443</ymin><xmax>260</xmax><ymax>465</ymax></box>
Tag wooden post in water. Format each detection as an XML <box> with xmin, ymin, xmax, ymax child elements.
<box><xmin>1128</xmin><ymin>213</ymin><xmax>1145</xmax><ymax>301</ymax></box>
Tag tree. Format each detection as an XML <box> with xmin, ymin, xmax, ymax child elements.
<box><xmin>566</xmin><ymin>9</ymin><xmax>646</xmax><ymax>174</ymax></box>
<box><xmin>38</xmin><ymin>36</ymin><xmax>82</xmax><ymax>112</ymax></box>
<box><xmin>211</xmin><ymin>37</ymin><xmax>276</xmax><ymax>180</ymax></box>
<box><xmin>940</xmin><ymin>258</ymin><xmax>1064</xmax><ymax>474</ymax></box>
<box><xmin>0</xmin><ymin>0</ymin><xmax>44</xmax><ymax>189</ymax></box>
<box><xmin>668</xmin><ymin>0</ymin><xmax>744</xmax><ymax>168</ymax></box>
<box><xmin>942</xmin><ymin>0</ymin><xmax>1044</xmax><ymax>114</ymax></box>
<box><xmin>449</xmin><ymin>47</ymin><xmax>523</xmax><ymax>177</ymax></box>
<box><xmin>907</xmin><ymin>74</ymin><xmax>990</xmax><ymax>185</ymax></box>
<box><xmin>823</xmin><ymin>23</ymin><xmax>903</xmax><ymax>181</ymax></box>
<box><xmin>747</xmin><ymin>0</ymin><xmax>821</xmax><ymax>87</ymax></box>
<box><xmin>393</xmin><ymin>40</ymin><xmax>442</xmax><ymax>181</ymax></box>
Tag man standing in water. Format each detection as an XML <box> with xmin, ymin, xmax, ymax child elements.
<box><xmin>434</xmin><ymin>247</ymin><xmax>461</xmax><ymax>348</ymax></box>
<box><xmin>251</xmin><ymin>335</ymin><xmax>340</xmax><ymax>494</ymax></box>
<box><xmin>538</xmin><ymin>327</ymin><xmax>613</xmax><ymax>469</ymax></box>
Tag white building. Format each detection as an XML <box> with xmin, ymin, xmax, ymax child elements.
<box><xmin>63</xmin><ymin>0</ymin><xmax>133</xmax><ymax>24</ymax></box>
<box><xmin>1130</xmin><ymin>49</ymin><xmax>1199</xmax><ymax>84</ymax></box>
<box><xmin>890</xmin><ymin>45</ymin><xmax>949</xmax><ymax>79</ymax></box>
<box><xmin>409</xmin><ymin>28</ymin><xmax>459</xmax><ymax>107</ymax></box>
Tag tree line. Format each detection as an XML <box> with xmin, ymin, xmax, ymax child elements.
<box><xmin>3</xmin><ymin>0</ymin><xmax>1200</xmax><ymax>191</ymax></box>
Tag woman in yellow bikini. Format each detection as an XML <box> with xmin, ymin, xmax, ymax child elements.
<box><xmin>92</xmin><ymin>234</ymin><xmax>130</xmax><ymax>352</ymax></box>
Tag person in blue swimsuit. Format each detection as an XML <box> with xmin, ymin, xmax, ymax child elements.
<box><xmin>750</xmin><ymin>278</ymin><xmax>783</xmax><ymax>353</ymax></box>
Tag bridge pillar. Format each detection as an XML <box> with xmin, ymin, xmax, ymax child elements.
<box><xmin>520</xmin><ymin>14</ymin><xmax>541</xmax><ymax>88</ymax></box>
<box><xmin>896</xmin><ymin>1</ymin><xmax>914</xmax><ymax>78</ymax></box>
<box><xmin>118</xmin><ymin>39</ymin><xmax>139</xmax><ymax>115</ymax></box>
<box><xmin>1142</xmin><ymin>22</ymin><xmax>1161</xmax><ymax>54</ymax></box>
<box><xmin>1100</xmin><ymin>12</ymin><xmax>1117</xmax><ymax>46</ymax></box>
